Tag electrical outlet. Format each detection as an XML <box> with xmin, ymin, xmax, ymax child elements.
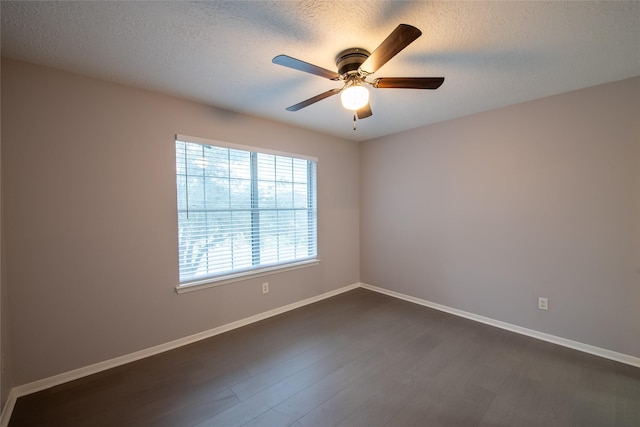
<box><xmin>538</xmin><ymin>297</ymin><xmax>549</xmax><ymax>311</ymax></box>
<box><xmin>262</xmin><ymin>282</ymin><xmax>269</xmax><ymax>294</ymax></box>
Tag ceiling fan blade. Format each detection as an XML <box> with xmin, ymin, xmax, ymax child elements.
<box><xmin>285</xmin><ymin>88</ymin><xmax>341</xmax><ymax>111</ymax></box>
<box><xmin>359</xmin><ymin>24</ymin><xmax>422</xmax><ymax>74</ymax></box>
<box><xmin>372</xmin><ymin>77</ymin><xmax>445</xmax><ymax>89</ymax></box>
<box><xmin>273</xmin><ymin>55</ymin><xmax>340</xmax><ymax>80</ymax></box>
<box><xmin>357</xmin><ymin>103</ymin><xmax>373</xmax><ymax>119</ymax></box>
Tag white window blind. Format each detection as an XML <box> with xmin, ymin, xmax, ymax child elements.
<box><xmin>175</xmin><ymin>136</ymin><xmax>317</xmax><ymax>285</ymax></box>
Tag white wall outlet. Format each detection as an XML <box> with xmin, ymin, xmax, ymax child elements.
<box><xmin>262</xmin><ymin>282</ymin><xmax>269</xmax><ymax>294</ymax></box>
<box><xmin>538</xmin><ymin>297</ymin><xmax>549</xmax><ymax>310</ymax></box>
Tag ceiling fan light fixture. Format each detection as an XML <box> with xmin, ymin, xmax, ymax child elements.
<box><xmin>341</xmin><ymin>84</ymin><xmax>369</xmax><ymax>110</ymax></box>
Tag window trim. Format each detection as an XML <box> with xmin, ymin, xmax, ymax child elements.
<box><xmin>174</xmin><ymin>134</ymin><xmax>320</xmax><ymax>293</ymax></box>
<box><xmin>175</xmin><ymin>258</ymin><xmax>321</xmax><ymax>294</ymax></box>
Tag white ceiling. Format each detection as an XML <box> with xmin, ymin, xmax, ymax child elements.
<box><xmin>2</xmin><ymin>1</ymin><xmax>639</xmax><ymax>142</ymax></box>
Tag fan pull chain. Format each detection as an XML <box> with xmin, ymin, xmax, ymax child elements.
<box><xmin>353</xmin><ymin>114</ymin><xmax>357</xmax><ymax>130</ymax></box>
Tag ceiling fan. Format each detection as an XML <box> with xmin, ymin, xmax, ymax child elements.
<box><xmin>272</xmin><ymin>24</ymin><xmax>444</xmax><ymax>124</ymax></box>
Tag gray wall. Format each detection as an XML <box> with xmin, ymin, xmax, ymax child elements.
<box><xmin>1</xmin><ymin>59</ymin><xmax>360</xmax><ymax>386</ymax></box>
<box><xmin>361</xmin><ymin>76</ymin><xmax>640</xmax><ymax>358</ymax></box>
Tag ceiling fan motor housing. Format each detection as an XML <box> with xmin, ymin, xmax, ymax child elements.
<box><xmin>336</xmin><ymin>48</ymin><xmax>370</xmax><ymax>77</ymax></box>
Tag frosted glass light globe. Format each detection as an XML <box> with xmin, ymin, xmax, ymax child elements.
<box><xmin>341</xmin><ymin>85</ymin><xmax>369</xmax><ymax>110</ymax></box>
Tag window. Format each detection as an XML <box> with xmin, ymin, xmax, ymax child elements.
<box><xmin>175</xmin><ymin>135</ymin><xmax>318</xmax><ymax>290</ymax></box>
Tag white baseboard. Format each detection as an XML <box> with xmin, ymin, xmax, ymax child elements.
<box><xmin>0</xmin><ymin>388</ymin><xmax>17</xmax><ymax>427</ymax></box>
<box><xmin>0</xmin><ymin>282</ymin><xmax>359</xmax><ymax>425</ymax></box>
<box><xmin>360</xmin><ymin>282</ymin><xmax>640</xmax><ymax>369</ymax></box>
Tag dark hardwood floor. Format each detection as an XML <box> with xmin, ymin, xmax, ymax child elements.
<box><xmin>9</xmin><ymin>288</ymin><xmax>640</xmax><ymax>426</ymax></box>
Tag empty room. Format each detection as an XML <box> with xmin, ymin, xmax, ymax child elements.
<box><xmin>1</xmin><ymin>1</ymin><xmax>639</xmax><ymax>426</ymax></box>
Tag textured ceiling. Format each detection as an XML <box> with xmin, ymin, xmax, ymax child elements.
<box><xmin>2</xmin><ymin>1</ymin><xmax>639</xmax><ymax>142</ymax></box>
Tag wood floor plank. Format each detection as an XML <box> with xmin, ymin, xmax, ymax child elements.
<box><xmin>287</xmin><ymin>350</ymin><xmax>413</xmax><ymax>427</ymax></box>
<box><xmin>8</xmin><ymin>288</ymin><xmax>640</xmax><ymax>427</ymax></box>
<box><xmin>297</xmin><ymin>326</ymin><xmax>445</xmax><ymax>427</ymax></box>
<box><xmin>230</xmin><ymin>296</ymin><xmax>404</xmax><ymax>402</ymax></box>
<box><xmin>231</xmin><ymin>331</ymin><xmax>354</xmax><ymax>401</ymax></box>
<box><xmin>195</xmin><ymin>316</ymin><xmax>410</xmax><ymax>426</ymax></box>
<box><xmin>296</xmin><ymin>353</ymin><xmax>419</xmax><ymax>426</ymax></box>
<box><xmin>267</xmin><ymin>322</ymin><xmax>437</xmax><ymax>424</ymax></box>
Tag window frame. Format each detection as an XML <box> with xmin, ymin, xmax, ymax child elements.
<box><xmin>174</xmin><ymin>134</ymin><xmax>320</xmax><ymax>294</ymax></box>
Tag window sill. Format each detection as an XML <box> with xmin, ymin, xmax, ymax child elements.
<box><xmin>175</xmin><ymin>258</ymin><xmax>321</xmax><ymax>294</ymax></box>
